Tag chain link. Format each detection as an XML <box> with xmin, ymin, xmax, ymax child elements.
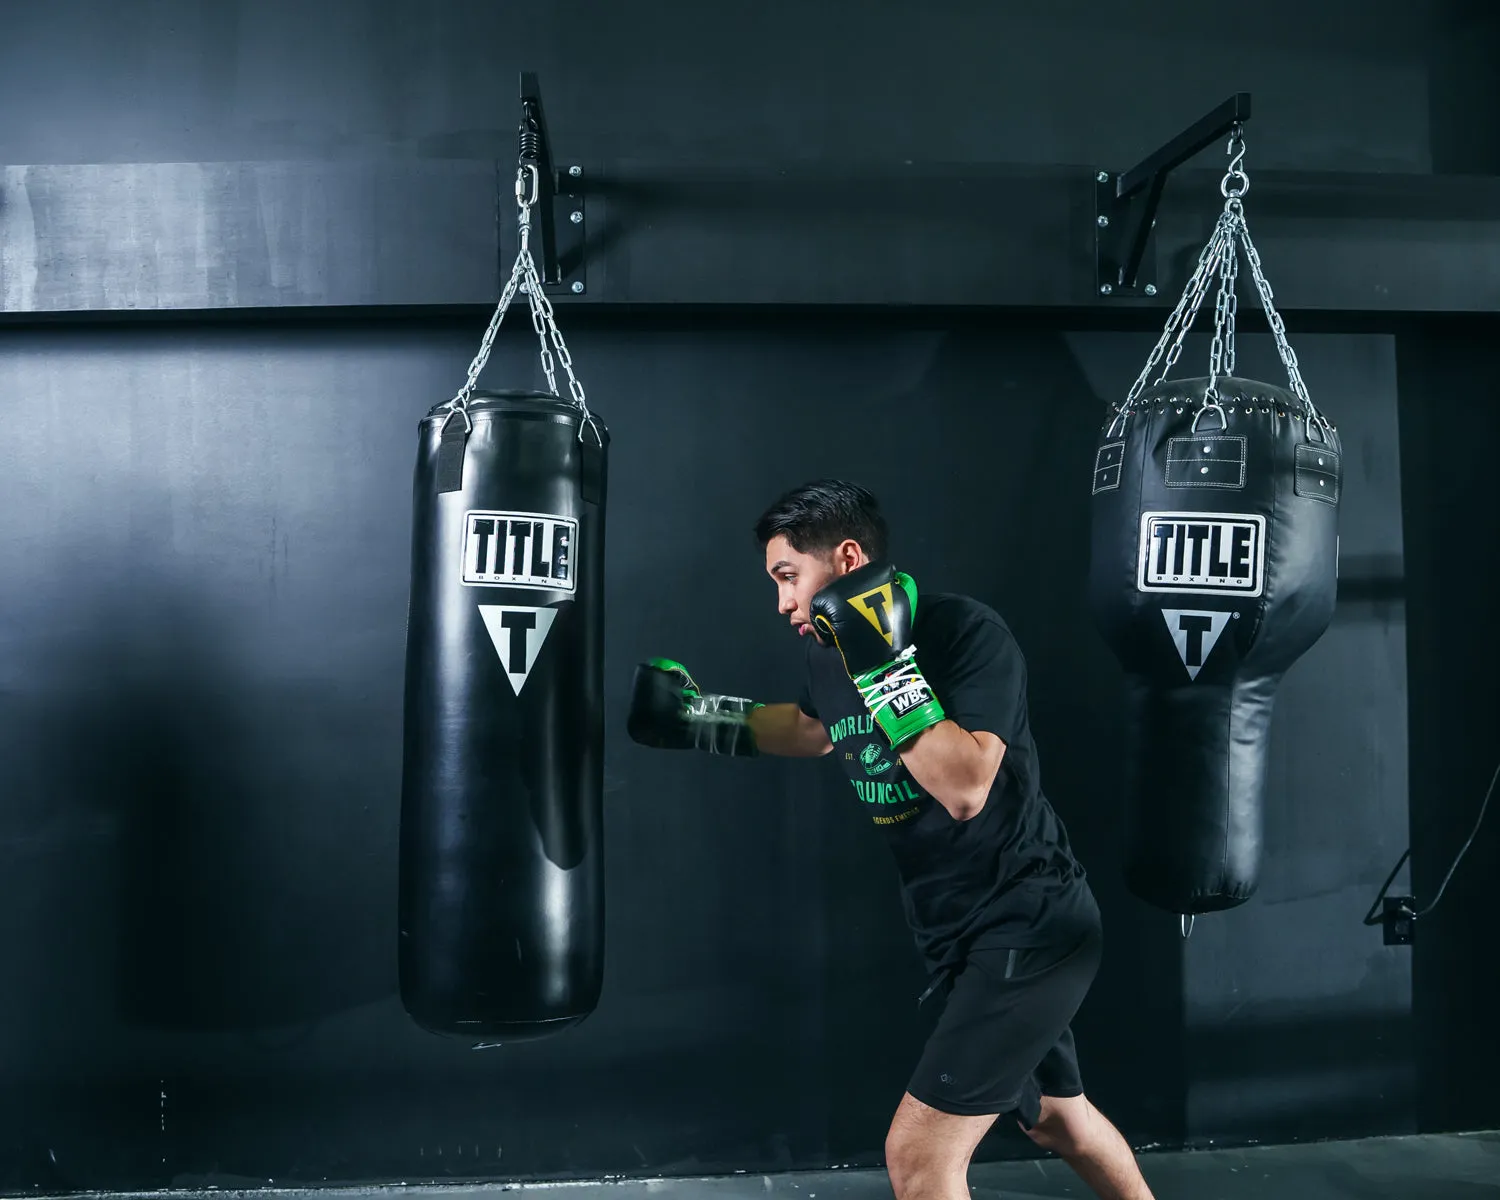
<box><xmin>1157</xmin><ymin>217</ymin><xmax>1230</xmax><ymax>388</ymax></box>
<box><xmin>1240</xmin><ymin>222</ymin><xmax>1316</xmax><ymax>413</ymax></box>
<box><xmin>1124</xmin><ymin>215</ymin><xmax>1231</xmax><ymax>404</ymax></box>
<box><xmin>1121</xmin><ymin>125</ymin><xmax>1326</xmax><ymax>433</ymax></box>
<box><xmin>521</xmin><ymin>247</ymin><xmax>594</xmax><ymax>439</ymax></box>
<box><xmin>440</xmin><ymin>167</ymin><xmax>600</xmax><ymax>445</ymax></box>
<box><xmin>1206</xmin><ymin>200</ymin><xmax>1241</xmax><ymax>400</ymax></box>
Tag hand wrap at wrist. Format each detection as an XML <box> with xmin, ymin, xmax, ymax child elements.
<box><xmin>685</xmin><ymin>690</ymin><xmax>763</xmax><ymax>757</ymax></box>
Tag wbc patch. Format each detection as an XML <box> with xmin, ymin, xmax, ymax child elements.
<box><xmin>1137</xmin><ymin>511</ymin><xmax>1266</xmax><ymax>597</ymax></box>
<box><xmin>888</xmin><ymin>686</ymin><xmax>929</xmax><ymax>717</ymax></box>
<box><xmin>462</xmin><ymin>510</ymin><xmax>576</xmax><ymax>592</ymax></box>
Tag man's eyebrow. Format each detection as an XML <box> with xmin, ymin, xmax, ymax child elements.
<box><xmin>768</xmin><ymin>560</ymin><xmax>794</xmax><ymax>574</ymax></box>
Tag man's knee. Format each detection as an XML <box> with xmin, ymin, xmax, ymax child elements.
<box><xmin>885</xmin><ymin>1092</ymin><xmax>997</xmax><ymax>1198</ymax></box>
<box><xmin>884</xmin><ymin>1124</ymin><xmax>930</xmax><ymax>1199</ymax></box>
<box><xmin>884</xmin><ymin>1120</ymin><xmax>962</xmax><ymax>1199</ymax></box>
<box><xmin>1021</xmin><ymin>1093</ymin><xmax>1091</xmax><ymax>1155</ymax></box>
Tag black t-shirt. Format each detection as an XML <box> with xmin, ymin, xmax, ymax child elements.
<box><xmin>800</xmin><ymin>592</ymin><xmax>1099</xmax><ymax>973</ymax></box>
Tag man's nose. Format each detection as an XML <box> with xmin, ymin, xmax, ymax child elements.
<box><xmin>779</xmin><ymin>592</ymin><xmax>796</xmax><ymax>614</ymax></box>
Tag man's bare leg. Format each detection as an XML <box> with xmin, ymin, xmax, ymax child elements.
<box><xmin>1021</xmin><ymin>1093</ymin><xmax>1155</xmax><ymax>1200</ymax></box>
<box><xmin>884</xmin><ymin>1091</ymin><xmax>997</xmax><ymax>1200</ymax></box>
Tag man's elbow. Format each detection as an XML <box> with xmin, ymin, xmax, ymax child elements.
<box><xmin>951</xmin><ymin>741</ymin><xmax>1004</xmax><ymax>820</ymax></box>
<box><xmin>945</xmin><ymin>784</ymin><xmax>990</xmax><ymax>822</ymax></box>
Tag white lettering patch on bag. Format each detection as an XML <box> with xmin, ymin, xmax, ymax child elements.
<box><xmin>462</xmin><ymin>510</ymin><xmax>576</xmax><ymax>592</ymax></box>
<box><xmin>1137</xmin><ymin>512</ymin><xmax>1265</xmax><ymax>597</ymax></box>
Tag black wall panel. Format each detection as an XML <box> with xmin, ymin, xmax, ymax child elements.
<box><xmin>0</xmin><ymin>0</ymin><xmax>1455</xmax><ymax>172</ymax></box>
<box><xmin>0</xmin><ymin>318</ymin><xmax>1408</xmax><ymax>1189</ymax></box>
<box><xmin>1397</xmin><ymin>319</ymin><xmax>1500</xmax><ymax>1137</ymax></box>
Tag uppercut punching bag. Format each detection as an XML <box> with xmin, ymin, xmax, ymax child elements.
<box><xmin>1089</xmin><ymin>377</ymin><xmax>1340</xmax><ymax>914</ymax></box>
<box><xmin>400</xmin><ymin>389</ymin><xmax>609</xmax><ymax>1039</ymax></box>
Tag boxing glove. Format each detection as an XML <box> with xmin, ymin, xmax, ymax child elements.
<box><xmin>627</xmin><ymin>657</ymin><xmax>761</xmax><ymax>757</ymax></box>
<box><xmin>810</xmin><ymin>561</ymin><xmax>946</xmax><ymax>748</ymax></box>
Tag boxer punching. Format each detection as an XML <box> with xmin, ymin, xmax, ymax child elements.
<box><xmin>627</xmin><ymin>479</ymin><xmax>1155</xmax><ymax>1200</ymax></box>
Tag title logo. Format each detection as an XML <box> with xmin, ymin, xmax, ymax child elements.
<box><xmin>1161</xmin><ymin>608</ymin><xmax>1233</xmax><ymax>681</ymax></box>
<box><xmin>478</xmin><ymin>605</ymin><xmax>559</xmax><ymax>696</ymax></box>
<box><xmin>463</xmin><ymin>510</ymin><xmax>576</xmax><ymax>592</ymax></box>
<box><xmin>1137</xmin><ymin>512</ymin><xmax>1265</xmax><ymax>596</ymax></box>
<box><xmin>849</xmin><ymin>583</ymin><xmax>895</xmax><ymax>645</ymax></box>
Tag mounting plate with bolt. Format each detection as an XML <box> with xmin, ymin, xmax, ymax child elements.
<box><xmin>513</xmin><ymin>72</ymin><xmax>588</xmax><ymax>297</ymax></box>
<box><xmin>1095</xmin><ymin>92</ymin><xmax>1252</xmax><ymax>299</ymax></box>
<box><xmin>1381</xmin><ymin>896</ymin><xmax>1416</xmax><ymax>946</ymax></box>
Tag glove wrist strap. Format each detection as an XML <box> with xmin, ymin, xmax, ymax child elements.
<box><xmin>855</xmin><ymin>647</ymin><xmax>946</xmax><ymax>747</ymax></box>
<box><xmin>686</xmin><ymin>693</ymin><xmax>763</xmax><ymax>757</ymax></box>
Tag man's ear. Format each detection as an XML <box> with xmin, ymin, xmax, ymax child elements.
<box><xmin>831</xmin><ymin>539</ymin><xmax>866</xmax><ymax>575</ymax></box>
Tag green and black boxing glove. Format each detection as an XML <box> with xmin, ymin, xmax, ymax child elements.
<box><xmin>626</xmin><ymin>658</ymin><xmax>762</xmax><ymax>757</ymax></box>
<box><xmin>810</xmin><ymin>561</ymin><xmax>946</xmax><ymax>748</ymax></box>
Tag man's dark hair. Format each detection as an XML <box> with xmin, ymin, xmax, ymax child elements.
<box><xmin>753</xmin><ymin>479</ymin><xmax>889</xmax><ymax>561</ymax></box>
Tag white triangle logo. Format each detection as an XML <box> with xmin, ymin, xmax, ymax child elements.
<box><xmin>1161</xmin><ymin>609</ymin><xmax>1233</xmax><ymax>681</ymax></box>
<box><xmin>478</xmin><ymin>605</ymin><xmax>558</xmax><ymax>696</ymax></box>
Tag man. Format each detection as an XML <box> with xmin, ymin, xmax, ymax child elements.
<box><xmin>627</xmin><ymin>479</ymin><xmax>1154</xmax><ymax>1200</ymax></box>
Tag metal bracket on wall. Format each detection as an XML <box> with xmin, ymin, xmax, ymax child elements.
<box><xmin>517</xmin><ymin>71</ymin><xmax>588</xmax><ymax>296</ymax></box>
<box><xmin>1381</xmin><ymin>896</ymin><xmax>1416</xmax><ymax>946</ymax></box>
<box><xmin>1095</xmin><ymin>91</ymin><xmax>1252</xmax><ymax>299</ymax></box>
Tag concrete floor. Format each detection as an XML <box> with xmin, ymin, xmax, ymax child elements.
<box><xmin>66</xmin><ymin>1130</ymin><xmax>1498</xmax><ymax>1200</ymax></box>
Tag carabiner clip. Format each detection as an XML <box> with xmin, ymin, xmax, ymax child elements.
<box><xmin>515</xmin><ymin>163</ymin><xmax>540</xmax><ymax>210</ymax></box>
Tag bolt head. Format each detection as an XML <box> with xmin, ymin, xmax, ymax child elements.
<box><xmin>570</xmin><ymin>281</ymin><xmax>584</xmax><ymax>294</ymax></box>
<box><xmin>570</xmin><ymin>210</ymin><xmax>583</xmax><ymax>224</ymax></box>
<box><xmin>1097</xmin><ymin>215</ymin><xmax>1109</xmax><ymax>228</ymax></box>
<box><xmin>568</xmin><ymin>165</ymin><xmax>582</xmax><ymax>177</ymax></box>
<box><xmin>1097</xmin><ymin>171</ymin><xmax>1109</xmax><ymax>183</ymax></box>
<box><xmin>1145</xmin><ymin>284</ymin><xmax>1158</xmax><ymax>297</ymax></box>
<box><xmin>1100</xmin><ymin>284</ymin><xmax>1113</xmax><ymax>295</ymax></box>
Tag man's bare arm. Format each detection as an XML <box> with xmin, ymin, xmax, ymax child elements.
<box><xmin>749</xmin><ymin>703</ymin><xmax>833</xmax><ymax>757</ymax></box>
<box><xmin>898</xmin><ymin>723</ymin><xmax>1005</xmax><ymax>821</ymax></box>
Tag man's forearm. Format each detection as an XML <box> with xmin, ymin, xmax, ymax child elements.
<box><xmin>749</xmin><ymin>702</ymin><xmax>832</xmax><ymax>758</ymax></box>
<box><xmin>897</xmin><ymin>721</ymin><xmax>1003</xmax><ymax>821</ymax></box>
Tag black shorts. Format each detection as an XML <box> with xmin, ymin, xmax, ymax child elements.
<box><xmin>906</xmin><ymin>926</ymin><xmax>1102</xmax><ymax>1127</ymax></box>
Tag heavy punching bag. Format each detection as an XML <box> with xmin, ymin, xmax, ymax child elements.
<box><xmin>399</xmin><ymin>147</ymin><xmax>609</xmax><ymax>1038</ymax></box>
<box><xmin>401</xmin><ymin>392</ymin><xmax>608</xmax><ymax>1039</ymax></box>
<box><xmin>1088</xmin><ymin>129</ymin><xmax>1341</xmax><ymax>918</ymax></box>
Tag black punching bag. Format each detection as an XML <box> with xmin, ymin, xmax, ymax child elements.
<box><xmin>400</xmin><ymin>389</ymin><xmax>608</xmax><ymax>1039</ymax></box>
<box><xmin>1089</xmin><ymin>377</ymin><xmax>1340</xmax><ymax>914</ymax></box>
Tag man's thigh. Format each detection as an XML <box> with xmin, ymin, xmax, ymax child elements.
<box><xmin>887</xmin><ymin>1090</ymin><xmax>999</xmax><ymax>1172</ymax></box>
<box><xmin>906</xmin><ymin>929</ymin><xmax>1102</xmax><ymax>1122</ymax></box>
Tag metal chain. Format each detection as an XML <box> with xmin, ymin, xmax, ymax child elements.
<box><xmin>445</xmin><ymin>168</ymin><xmax>537</xmax><ymax>419</ymax></box>
<box><xmin>441</xmin><ymin>165</ymin><xmax>600</xmax><ymax>445</ymax></box>
<box><xmin>1240</xmin><ymin>221</ymin><xmax>1321</xmax><ymax>424</ymax></box>
<box><xmin>525</xmin><ymin>265</ymin><xmax>559</xmax><ymax>396</ymax></box>
<box><xmin>1124</xmin><ymin>216</ymin><xmax>1232</xmax><ymax>404</ymax></box>
<box><xmin>520</xmin><ymin>244</ymin><xmax>598</xmax><ymax>444</ymax></box>
<box><xmin>1155</xmin><ymin>216</ymin><xmax>1232</xmax><ymax>390</ymax></box>
<box><xmin>1123</xmin><ymin>125</ymin><xmax>1322</xmax><ymax>430</ymax></box>
<box><xmin>1204</xmin><ymin>130</ymin><xmax>1248</xmax><ymax>402</ymax></box>
<box><xmin>1205</xmin><ymin>202</ymin><xmax>1241</xmax><ymax>401</ymax></box>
